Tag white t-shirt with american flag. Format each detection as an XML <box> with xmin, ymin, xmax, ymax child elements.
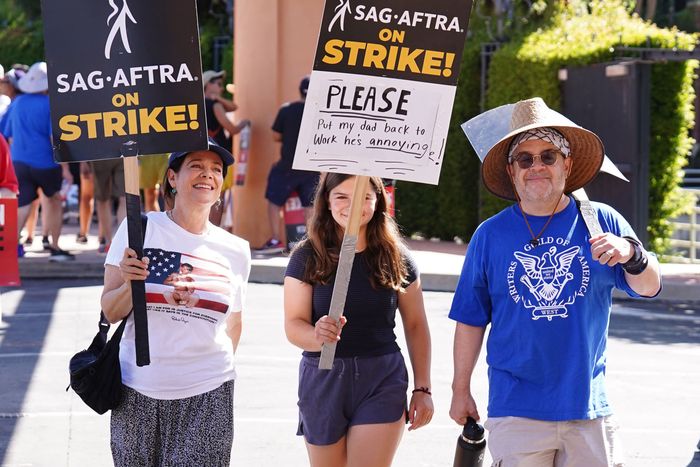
<box><xmin>106</xmin><ymin>211</ymin><xmax>251</xmax><ymax>400</ymax></box>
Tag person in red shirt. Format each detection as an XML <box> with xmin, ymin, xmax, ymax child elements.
<box><xmin>0</xmin><ymin>133</ymin><xmax>18</xmax><ymax>197</ymax></box>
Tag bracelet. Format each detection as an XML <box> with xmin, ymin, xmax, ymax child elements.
<box><xmin>621</xmin><ymin>236</ymin><xmax>649</xmax><ymax>275</ymax></box>
<box><xmin>412</xmin><ymin>387</ymin><xmax>431</xmax><ymax>396</ymax></box>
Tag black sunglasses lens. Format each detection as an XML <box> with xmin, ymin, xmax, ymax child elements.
<box><xmin>541</xmin><ymin>150</ymin><xmax>559</xmax><ymax>165</ymax></box>
<box><xmin>515</xmin><ymin>153</ymin><xmax>534</xmax><ymax>169</ymax></box>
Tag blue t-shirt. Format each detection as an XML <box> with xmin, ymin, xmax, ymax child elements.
<box><xmin>449</xmin><ymin>197</ymin><xmax>640</xmax><ymax>421</ymax></box>
<box><xmin>0</xmin><ymin>99</ymin><xmax>15</xmax><ymax>138</ymax></box>
<box><xmin>4</xmin><ymin>93</ymin><xmax>56</xmax><ymax>169</ymax></box>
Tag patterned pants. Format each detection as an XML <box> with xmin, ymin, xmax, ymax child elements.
<box><xmin>111</xmin><ymin>380</ymin><xmax>234</xmax><ymax>467</ymax></box>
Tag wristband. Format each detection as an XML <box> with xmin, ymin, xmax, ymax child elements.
<box><xmin>412</xmin><ymin>387</ymin><xmax>431</xmax><ymax>396</ymax></box>
<box><xmin>621</xmin><ymin>236</ymin><xmax>648</xmax><ymax>275</ymax></box>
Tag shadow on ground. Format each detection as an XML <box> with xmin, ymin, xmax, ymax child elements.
<box><xmin>0</xmin><ymin>281</ymin><xmax>98</xmax><ymax>464</ymax></box>
<box><xmin>609</xmin><ymin>303</ymin><xmax>700</xmax><ymax>346</ymax></box>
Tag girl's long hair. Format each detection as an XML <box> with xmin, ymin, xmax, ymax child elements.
<box><xmin>298</xmin><ymin>173</ymin><xmax>408</xmax><ymax>291</ymax></box>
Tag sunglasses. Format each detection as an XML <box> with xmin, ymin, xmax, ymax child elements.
<box><xmin>509</xmin><ymin>149</ymin><xmax>563</xmax><ymax>169</ymax></box>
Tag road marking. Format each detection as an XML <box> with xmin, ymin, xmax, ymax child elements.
<box><xmin>2</xmin><ymin>311</ymin><xmax>103</xmax><ymax>318</ymax></box>
<box><xmin>0</xmin><ymin>412</ymin><xmax>300</xmax><ymax>423</ymax></box>
<box><xmin>0</xmin><ymin>351</ymin><xmax>74</xmax><ymax>358</ymax></box>
<box><xmin>0</xmin><ymin>411</ymin><xmax>699</xmax><ymax>438</ymax></box>
<box><xmin>0</xmin><ymin>352</ymin><xmax>300</xmax><ymax>362</ymax></box>
<box><xmin>5</xmin><ymin>305</ymin><xmax>696</xmax><ymax>322</ymax></box>
<box><xmin>612</xmin><ymin>306</ymin><xmax>700</xmax><ymax>323</ymax></box>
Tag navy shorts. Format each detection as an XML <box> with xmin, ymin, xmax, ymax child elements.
<box><xmin>265</xmin><ymin>164</ymin><xmax>319</xmax><ymax>207</ymax></box>
<box><xmin>14</xmin><ymin>162</ymin><xmax>63</xmax><ymax>207</ymax></box>
<box><xmin>297</xmin><ymin>351</ymin><xmax>408</xmax><ymax>446</ymax></box>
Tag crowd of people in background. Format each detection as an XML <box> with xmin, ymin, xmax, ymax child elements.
<box><xmin>0</xmin><ymin>62</ymin><xmax>313</xmax><ymax>260</ymax></box>
<box><xmin>1</xmin><ymin>61</ymin><xmax>74</xmax><ymax>261</ymax></box>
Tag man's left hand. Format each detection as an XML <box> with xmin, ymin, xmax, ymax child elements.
<box><xmin>589</xmin><ymin>233</ymin><xmax>634</xmax><ymax>266</ymax></box>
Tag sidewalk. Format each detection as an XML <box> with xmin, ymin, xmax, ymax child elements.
<box><xmin>16</xmin><ymin>220</ymin><xmax>700</xmax><ymax>301</ymax></box>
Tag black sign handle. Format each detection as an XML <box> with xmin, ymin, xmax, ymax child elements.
<box><xmin>122</xmin><ymin>141</ymin><xmax>150</xmax><ymax>366</ymax></box>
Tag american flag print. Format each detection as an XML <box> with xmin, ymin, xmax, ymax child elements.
<box><xmin>145</xmin><ymin>249</ymin><xmax>183</xmax><ymax>284</ymax></box>
<box><xmin>144</xmin><ymin>248</ymin><xmax>233</xmax><ymax>314</ymax></box>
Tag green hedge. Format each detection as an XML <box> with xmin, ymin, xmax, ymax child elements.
<box><xmin>0</xmin><ymin>8</ymin><xmax>44</xmax><ymax>68</ymax></box>
<box><xmin>395</xmin><ymin>19</ymin><xmax>490</xmax><ymax>241</ymax></box>
<box><xmin>394</xmin><ymin>3</ymin><xmax>551</xmax><ymax>241</ymax></box>
<box><xmin>484</xmin><ymin>1</ymin><xmax>697</xmax><ymax>252</ymax></box>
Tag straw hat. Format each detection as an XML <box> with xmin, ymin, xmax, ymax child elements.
<box><xmin>481</xmin><ymin>97</ymin><xmax>604</xmax><ymax>200</ymax></box>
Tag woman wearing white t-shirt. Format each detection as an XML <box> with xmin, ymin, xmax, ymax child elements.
<box><xmin>101</xmin><ymin>139</ymin><xmax>251</xmax><ymax>466</ymax></box>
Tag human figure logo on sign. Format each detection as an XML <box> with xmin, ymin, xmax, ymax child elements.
<box><xmin>105</xmin><ymin>0</ymin><xmax>137</xmax><ymax>59</ymax></box>
<box><xmin>328</xmin><ymin>0</ymin><xmax>352</xmax><ymax>32</ymax></box>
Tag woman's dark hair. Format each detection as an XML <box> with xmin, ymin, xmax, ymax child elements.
<box><xmin>298</xmin><ymin>173</ymin><xmax>408</xmax><ymax>291</ymax></box>
<box><xmin>161</xmin><ymin>152</ymin><xmax>228</xmax><ymax>210</ymax></box>
<box><xmin>161</xmin><ymin>156</ymin><xmax>185</xmax><ymax>211</ymax></box>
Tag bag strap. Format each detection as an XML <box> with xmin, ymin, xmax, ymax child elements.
<box><xmin>572</xmin><ymin>191</ymin><xmax>603</xmax><ymax>237</ymax></box>
<box><xmin>97</xmin><ymin>213</ymin><xmax>149</xmax><ymax>340</ymax></box>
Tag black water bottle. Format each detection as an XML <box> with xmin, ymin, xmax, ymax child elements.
<box><xmin>453</xmin><ymin>417</ymin><xmax>486</xmax><ymax>467</ymax></box>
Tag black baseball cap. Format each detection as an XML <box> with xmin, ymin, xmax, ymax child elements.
<box><xmin>299</xmin><ymin>76</ymin><xmax>310</xmax><ymax>96</ymax></box>
<box><xmin>168</xmin><ymin>137</ymin><xmax>235</xmax><ymax>169</ymax></box>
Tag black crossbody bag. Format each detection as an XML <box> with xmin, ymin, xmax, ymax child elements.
<box><xmin>67</xmin><ymin>312</ymin><xmax>127</xmax><ymax>414</ymax></box>
<box><xmin>66</xmin><ymin>214</ymin><xmax>148</xmax><ymax>414</ymax></box>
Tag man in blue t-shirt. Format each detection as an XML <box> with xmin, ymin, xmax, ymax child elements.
<box><xmin>449</xmin><ymin>98</ymin><xmax>662</xmax><ymax>466</ymax></box>
<box><xmin>258</xmin><ymin>76</ymin><xmax>319</xmax><ymax>253</ymax></box>
<box><xmin>5</xmin><ymin>62</ymin><xmax>74</xmax><ymax>261</ymax></box>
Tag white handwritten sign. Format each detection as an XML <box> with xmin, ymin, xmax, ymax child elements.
<box><xmin>293</xmin><ymin>72</ymin><xmax>456</xmax><ymax>184</ymax></box>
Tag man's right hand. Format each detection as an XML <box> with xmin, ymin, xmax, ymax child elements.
<box><xmin>449</xmin><ymin>389</ymin><xmax>480</xmax><ymax>425</ymax></box>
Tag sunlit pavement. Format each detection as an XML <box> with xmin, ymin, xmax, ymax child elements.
<box><xmin>0</xmin><ymin>280</ymin><xmax>698</xmax><ymax>466</ymax></box>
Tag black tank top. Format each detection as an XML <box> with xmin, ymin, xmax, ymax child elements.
<box><xmin>205</xmin><ymin>98</ymin><xmax>230</xmax><ymax>149</ymax></box>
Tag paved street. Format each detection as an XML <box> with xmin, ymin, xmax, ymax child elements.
<box><xmin>0</xmin><ymin>280</ymin><xmax>698</xmax><ymax>466</ymax></box>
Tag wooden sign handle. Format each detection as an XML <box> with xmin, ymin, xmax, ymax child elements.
<box><xmin>123</xmin><ymin>151</ymin><xmax>150</xmax><ymax>366</ymax></box>
<box><xmin>318</xmin><ymin>175</ymin><xmax>370</xmax><ymax>370</ymax></box>
<box><xmin>572</xmin><ymin>188</ymin><xmax>603</xmax><ymax>237</ymax></box>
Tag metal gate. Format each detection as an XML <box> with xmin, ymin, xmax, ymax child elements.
<box><xmin>560</xmin><ymin>61</ymin><xmax>651</xmax><ymax>245</ymax></box>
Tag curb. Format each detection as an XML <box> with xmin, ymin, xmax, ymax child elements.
<box><xmin>18</xmin><ymin>260</ymin><xmax>104</xmax><ymax>279</ymax></box>
<box><xmin>17</xmin><ymin>258</ymin><xmax>697</xmax><ymax>302</ymax></box>
<box><xmin>613</xmin><ymin>280</ymin><xmax>699</xmax><ymax>304</ymax></box>
<box><xmin>17</xmin><ymin>259</ymin><xmax>460</xmax><ymax>292</ymax></box>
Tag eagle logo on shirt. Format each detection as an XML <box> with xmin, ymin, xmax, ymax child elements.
<box><xmin>512</xmin><ymin>245</ymin><xmax>580</xmax><ymax>321</ymax></box>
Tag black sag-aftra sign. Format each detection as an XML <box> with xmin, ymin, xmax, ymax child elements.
<box><xmin>42</xmin><ymin>0</ymin><xmax>207</xmax><ymax>162</ymax></box>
